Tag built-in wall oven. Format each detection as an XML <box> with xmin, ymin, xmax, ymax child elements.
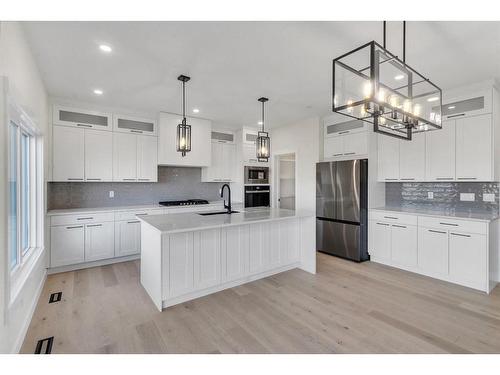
<box><xmin>244</xmin><ymin>166</ymin><xmax>269</xmax><ymax>185</ymax></box>
<box><xmin>244</xmin><ymin>185</ymin><xmax>270</xmax><ymax>208</ymax></box>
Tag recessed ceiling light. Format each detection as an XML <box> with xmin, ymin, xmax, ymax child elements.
<box><xmin>448</xmin><ymin>105</ymin><xmax>456</xmax><ymax>109</ymax></box>
<box><xmin>93</xmin><ymin>89</ymin><xmax>103</xmax><ymax>95</ymax></box>
<box><xmin>394</xmin><ymin>74</ymin><xmax>405</xmax><ymax>80</ymax></box>
<box><xmin>427</xmin><ymin>96</ymin><xmax>439</xmax><ymax>102</ymax></box>
<box><xmin>99</xmin><ymin>44</ymin><xmax>112</xmax><ymax>53</ymax></box>
<box><xmin>258</xmin><ymin>121</ymin><xmax>263</xmax><ymax>125</ymax></box>
<box><xmin>192</xmin><ymin>108</ymin><xmax>200</xmax><ymax>113</ymax></box>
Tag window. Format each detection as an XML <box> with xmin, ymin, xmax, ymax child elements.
<box><xmin>8</xmin><ymin>122</ymin><xmax>18</xmax><ymax>269</ymax></box>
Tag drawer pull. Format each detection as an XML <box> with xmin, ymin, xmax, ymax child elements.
<box><xmin>400</xmin><ymin>178</ymin><xmax>415</xmax><ymax>180</ymax></box>
<box><xmin>436</xmin><ymin>177</ymin><xmax>453</xmax><ymax>180</ymax></box>
<box><xmin>439</xmin><ymin>222</ymin><xmax>458</xmax><ymax>226</ymax></box>
<box><xmin>447</xmin><ymin>113</ymin><xmax>465</xmax><ymax>119</ymax></box>
<box><xmin>392</xmin><ymin>224</ymin><xmax>407</xmax><ymax>228</ymax></box>
<box><xmin>457</xmin><ymin>177</ymin><xmax>477</xmax><ymax>180</ymax></box>
<box><xmin>333</xmin><ymin>153</ymin><xmax>343</xmax><ymax>157</ymax></box>
<box><xmin>127</xmin><ymin>220</ymin><xmax>141</xmax><ymax>224</ymax></box>
<box><xmin>136</xmin><ymin>213</ymin><xmax>148</xmax><ymax>216</ymax></box>
<box><xmin>130</xmin><ymin>130</ymin><xmax>143</xmax><ymax>133</ymax></box>
<box><xmin>87</xmin><ymin>224</ymin><xmax>102</xmax><ymax>227</ymax></box>
<box><xmin>123</xmin><ymin>178</ymin><xmax>136</xmax><ymax>181</ymax></box>
<box><xmin>77</xmin><ymin>217</ymin><xmax>94</xmax><ymax>220</ymax></box>
<box><xmin>138</xmin><ymin>178</ymin><xmax>150</xmax><ymax>181</ymax></box>
<box><xmin>385</xmin><ymin>178</ymin><xmax>398</xmax><ymax>181</ymax></box>
<box><xmin>451</xmin><ymin>232</ymin><xmax>471</xmax><ymax>238</ymax></box>
<box><xmin>67</xmin><ymin>178</ymin><xmax>84</xmax><ymax>181</ymax></box>
<box><xmin>66</xmin><ymin>225</ymin><xmax>83</xmax><ymax>229</ymax></box>
<box><xmin>383</xmin><ymin>216</ymin><xmax>398</xmax><ymax>220</ymax></box>
<box><xmin>343</xmin><ymin>152</ymin><xmax>356</xmax><ymax>155</ymax></box>
<box><xmin>376</xmin><ymin>222</ymin><xmax>390</xmax><ymax>226</ymax></box>
<box><xmin>77</xmin><ymin>124</ymin><xmax>92</xmax><ymax>128</ymax></box>
<box><xmin>86</xmin><ymin>178</ymin><xmax>102</xmax><ymax>181</ymax></box>
<box><xmin>338</xmin><ymin>131</ymin><xmax>350</xmax><ymax>134</ymax></box>
<box><xmin>428</xmin><ymin>229</ymin><xmax>446</xmax><ymax>234</ymax></box>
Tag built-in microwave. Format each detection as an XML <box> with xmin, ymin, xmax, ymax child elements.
<box><xmin>244</xmin><ymin>166</ymin><xmax>269</xmax><ymax>185</ymax></box>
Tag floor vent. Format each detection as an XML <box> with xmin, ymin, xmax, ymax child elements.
<box><xmin>49</xmin><ymin>292</ymin><xmax>62</xmax><ymax>304</ymax></box>
<box><xmin>35</xmin><ymin>336</ymin><xmax>54</xmax><ymax>354</ymax></box>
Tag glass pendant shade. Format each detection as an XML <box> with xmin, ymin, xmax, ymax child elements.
<box><xmin>256</xmin><ymin>131</ymin><xmax>270</xmax><ymax>161</ymax></box>
<box><xmin>333</xmin><ymin>41</ymin><xmax>442</xmax><ymax>140</ymax></box>
<box><xmin>176</xmin><ymin>119</ymin><xmax>191</xmax><ymax>157</ymax></box>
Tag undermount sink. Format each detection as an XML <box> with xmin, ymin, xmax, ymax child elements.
<box><xmin>198</xmin><ymin>210</ymin><xmax>240</xmax><ymax>216</ymax></box>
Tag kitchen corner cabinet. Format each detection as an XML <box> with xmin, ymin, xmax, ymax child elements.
<box><xmin>113</xmin><ymin>133</ymin><xmax>158</xmax><ymax>182</ymax></box>
<box><xmin>201</xmin><ymin>141</ymin><xmax>236</xmax><ymax>182</ymax></box>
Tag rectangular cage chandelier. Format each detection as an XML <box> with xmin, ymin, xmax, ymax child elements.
<box><xmin>332</xmin><ymin>27</ymin><xmax>442</xmax><ymax>141</ymax></box>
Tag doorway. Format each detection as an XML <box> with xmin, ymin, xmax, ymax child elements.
<box><xmin>274</xmin><ymin>153</ymin><xmax>296</xmax><ymax>210</ymax></box>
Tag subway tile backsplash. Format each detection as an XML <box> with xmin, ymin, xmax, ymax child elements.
<box><xmin>47</xmin><ymin>166</ymin><xmax>225</xmax><ymax>210</ymax></box>
<box><xmin>385</xmin><ymin>182</ymin><xmax>499</xmax><ymax>214</ymax></box>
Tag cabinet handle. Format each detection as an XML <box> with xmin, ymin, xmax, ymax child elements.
<box><xmin>68</xmin><ymin>178</ymin><xmax>84</xmax><ymax>181</ymax></box>
<box><xmin>86</xmin><ymin>178</ymin><xmax>102</xmax><ymax>181</ymax></box>
<box><xmin>392</xmin><ymin>224</ymin><xmax>407</xmax><ymax>228</ymax></box>
<box><xmin>87</xmin><ymin>224</ymin><xmax>102</xmax><ymax>227</ymax></box>
<box><xmin>457</xmin><ymin>177</ymin><xmax>477</xmax><ymax>180</ymax></box>
<box><xmin>450</xmin><ymin>232</ymin><xmax>471</xmax><ymax>238</ymax></box>
<box><xmin>447</xmin><ymin>113</ymin><xmax>465</xmax><ymax>119</ymax></box>
<box><xmin>439</xmin><ymin>222</ymin><xmax>458</xmax><ymax>226</ymax></box>
<box><xmin>66</xmin><ymin>225</ymin><xmax>83</xmax><ymax>229</ymax></box>
<box><xmin>383</xmin><ymin>216</ymin><xmax>398</xmax><ymax>220</ymax></box>
<box><xmin>436</xmin><ymin>177</ymin><xmax>453</xmax><ymax>180</ymax></box>
<box><xmin>338</xmin><ymin>131</ymin><xmax>350</xmax><ymax>134</ymax></box>
<box><xmin>333</xmin><ymin>153</ymin><xmax>343</xmax><ymax>157</ymax></box>
<box><xmin>376</xmin><ymin>222</ymin><xmax>390</xmax><ymax>226</ymax></box>
<box><xmin>428</xmin><ymin>229</ymin><xmax>446</xmax><ymax>234</ymax></box>
<box><xmin>122</xmin><ymin>178</ymin><xmax>136</xmax><ymax>181</ymax></box>
<box><xmin>138</xmin><ymin>178</ymin><xmax>150</xmax><ymax>181</ymax></box>
<box><xmin>77</xmin><ymin>217</ymin><xmax>93</xmax><ymax>220</ymax></box>
<box><xmin>385</xmin><ymin>178</ymin><xmax>398</xmax><ymax>181</ymax></box>
<box><xmin>131</xmin><ymin>130</ymin><xmax>143</xmax><ymax>133</ymax></box>
<box><xmin>77</xmin><ymin>124</ymin><xmax>92</xmax><ymax>128</ymax></box>
<box><xmin>136</xmin><ymin>213</ymin><xmax>148</xmax><ymax>216</ymax></box>
<box><xmin>343</xmin><ymin>152</ymin><xmax>356</xmax><ymax>155</ymax></box>
<box><xmin>400</xmin><ymin>178</ymin><xmax>415</xmax><ymax>180</ymax></box>
<box><xmin>127</xmin><ymin>220</ymin><xmax>141</xmax><ymax>224</ymax></box>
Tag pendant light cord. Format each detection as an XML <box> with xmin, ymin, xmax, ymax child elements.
<box><xmin>182</xmin><ymin>80</ymin><xmax>186</xmax><ymax>122</ymax></box>
<box><xmin>261</xmin><ymin>101</ymin><xmax>265</xmax><ymax>132</ymax></box>
<box><xmin>383</xmin><ymin>21</ymin><xmax>386</xmax><ymax>49</ymax></box>
<box><xmin>403</xmin><ymin>21</ymin><xmax>406</xmax><ymax>63</ymax></box>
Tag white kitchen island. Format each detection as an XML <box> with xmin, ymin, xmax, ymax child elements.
<box><xmin>138</xmin><ymin>208</ymin><xmax>316</xmax><ymax>311</ymax></box>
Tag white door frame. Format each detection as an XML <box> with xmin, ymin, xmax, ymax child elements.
<box><xmin>272</xmin><ymin>150</ymin><xmax>298</xmax><ymax>209</ymax></box>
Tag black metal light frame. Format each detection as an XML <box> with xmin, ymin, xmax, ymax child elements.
<box><xmin>332</xmin><ymin>23</ymin><xmax>442</xmax><ymax>141</ymax></box>
<box><xmin>256</xmin><ymin>97</ymin><xmax>270</xmax><ymax>162</ymax></box>
<box><xmin>177</xmin><ymin>74</ymin><xmax>192</xmax><ymax>157</ymax></box>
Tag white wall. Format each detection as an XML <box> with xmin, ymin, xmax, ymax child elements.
<box><xmin>0</xmin><ymin>21</ymin><xmax>48</xmax><ymax>353</ymax></box>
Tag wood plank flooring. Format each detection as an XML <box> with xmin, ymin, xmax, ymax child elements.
<box><xmin>20</xmin><ymin>253</ymin><xmax>500</xmax><ymax>353</ymax></box>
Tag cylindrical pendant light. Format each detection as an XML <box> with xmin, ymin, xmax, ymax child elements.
<box><xmin>256</xmin><ymin>97</ymin><xmax>270</xmax><ymax>162</ymax></box>
<box><xmin>177</xmin><ymin>74</ymin><xmax>192</xmax><ymax>157</ymax></box>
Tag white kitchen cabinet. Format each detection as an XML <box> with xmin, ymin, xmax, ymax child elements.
<box><xmin>113</xmin><ymin>132</ymin><xmax>137</xmax><ymax>181</ymax></box>
<box><xmin>243</xmin><ymin>143</ymin><xmax>260</xmax><ymax>164</ymax></box>
<box><xmin>324</xmin><ymin>136</ymin><xmax>344</xmax><ymax>158</ymax></box>
<box><xmin>449</xmin><ymin>231</ymin><xmax>487</xmax><ymax>290</ymax></box>
<box><xmin>455</xmin><ymin>114</ymin><xmax>492</xmax><ymax>181</ymax></box>
<box><xmin>399</xmin><ymin>133</ymin><xmax>425</xmax><ymax>181</ymax></box>
<box><xmin>84</xmin><ymin>129</ymin><xmax>113</xmax><ymax>182</ymax></box>
<box><xmin>369</xmin><ymin>221</ymin><xmax>392</xmax><ymax>262</ymax></box>
<box><xmin>137</xmin><ymin>135</ymin><xmax>158</xmax><ymax>182</ymax></box>
<box><xmin>249</xmin><ymin>223</ymin><xmax>267</xmax><ymax>273</ymax></box>
<box><xmin>50</xmin><ymin>225</ymin><xmax>85</xmax><ymax>267</ymax></box>
<box><xmin>425</xmin><ymin>119</ymin><xmax>456</xmax><ymax>181</ymax></box>
<box><xmin>201</xmin><ymin>141</ymin><xmax>236</xmax><ymax>182</ymax></box>
<box><xmin>279</xmin><ymin>220</ymin><xmax>300</xmax><ymax>265</ymax></box>
<box><xmin>114</xmin><ymin>220</ymin><xmax>141</xmax><ymax>257</ymax></box>
<box><xmin>158</xmin><ymin>112</ymin><xmax>212</xmax><ymax>167</ymax></box>
<box><xmin>113</xmin><ymin>114</ymin><xmax>157</xmax><ymax>136</ymax></box>
<box><xmin>168</xmin><ymin>232</ymin><xmax>195</xmax><ymax>298</ymax></box>
<box><xmin>222</xmin><ymin>226</ymin><xmax>249</xmax><ymax>282</ymax></box>
<box><xmin>323</xmin><ymin>130</ymin><xmax>368</xmax><ymax>160</ymax></box>
<box><xmin>84</xmin><ymin>222</ymin><xmax>115</xmax><ymax>262</ymax></box>
<box><xmin>53</xmin><ymin>104</ymin><xmax>112</xmax><ymax>131</ymax></box>
<box><xmin>193</xmin><ymin>229</ymin><xmax>221</xmax><ymax>290</ymax></box>
<box><xmin>52</xmin><ymin>126</ymin><xmax>85</xmax><ymax>181</ymax></box>
<box><xmin>390</xmin><ymin>224</ymin><xmax>417</xmax><ymax>268</ymax></box>
<box><xmin>418</xmin><ymin>227</ymin><xmax>449</xmax><ymax>276</ymax></box>
<box><xmin>377</xmin><ymin>134</ymin><xmax>399</xmax><ymax>181</ymax></box>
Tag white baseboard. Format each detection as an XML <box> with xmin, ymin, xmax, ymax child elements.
<box><xmin>48</xmin><ymin>254</ymin><xmax>140</xmax><ymax>275</ymax></box>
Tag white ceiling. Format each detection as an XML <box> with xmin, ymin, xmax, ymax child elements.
<box><xmin>22</xmin><ymin>21</ymin><xmax>500</xmax><ymax>129</ymax></box>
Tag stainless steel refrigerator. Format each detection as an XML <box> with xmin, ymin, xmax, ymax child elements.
<box><xmin>316</xmin><ymin>159</ymin><xmax>368</xmax><ymax>262</ymax></box>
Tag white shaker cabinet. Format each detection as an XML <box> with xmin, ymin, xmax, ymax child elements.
<box><xmin>194</xmin><ymin>229</ymin><xmax>221</xmax><ymax>290</ymax></box>
<box><xmin>324</xmin><ymin>136</ymin><xmax>344</xmax><ymax>158</ymax></box>
<box><xmin>369</xmin><ymin>222</ymin><xmax>392</xmax><ymax>262</ymax></box>
<box><xmin>449</xmin><ymin>231</ymin><xmax>487</xmax><ymax>290</ymax></box>
<box><xmin>425</xmin><ymin>119</ymin><xmax>456</xmax><ymax>181</ymax></box>
<box><xmin>201</xmin><ymin>141</ymin><xmax>236</xmax><ymax>182</ymax></box>
<box><xmin>52</xmin><ymin>126</ymin><xmax>85</xmax><ymax>181</ymax></box>
<box><xmin>137</xmin><ymin>135</ymin><xmax>158</xmax><ymax>182</ymax></box>
<box><xmin>114</xmin><ymin>220</ymin><xmax>141</xmax><ymax>257</ymax></box>
<box><xmin>418</xmin><ymin>227</ymin><xmax>449</xmax><ymax>276</ymax></box>
<box><xmin>455</xmin><ymin>114</ymin><xmax>492</xmax><ymax>181</ymax></box>
<box><xmin>50</xmin><ymin>225</ymin><xmax>85</xmax><ymax>267</ymax></box>
<box><xmin>168</xmin><ymin>232</ymin><xmax>195</xmax><ymax>298</ymax></box>
<box><xmin>377</xmin><ymin>135</ymin><xmax>399</xmax><ymax>182</ymax></box>
<box><xmin>84</xmin><ymin>129</ymin><xmax>113</xmax><ymax>182</ymax></box>
<box><xmin>222</xmin><ymin>225</ymin><xmax>249</xmax><ymax>282</ymax></box>
<box><xmin>84</xmin><ymin>222</ymin><xmax>115</xmax><ymax>262</ymax></box>
<box><xmin>399</xmin><ymin>133</ymin><xmax>425</xmax><ymax>181</ymax></box>
<box><xmin>113</xmin><ymin>133</ymin><xmax>137</xmax><ymax>181</ymax></box>
<box><xmin>390</xmin><ymin>224</ymin><xmax>417</xmax><ymax>268</ymax></box>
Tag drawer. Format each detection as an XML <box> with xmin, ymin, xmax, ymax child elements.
<box><xmin>114</xmin><ymin>208</ymin><xmax>164</xmax><ymax>221</ymax></box>
<box><xmin>51</xmin><ymin>212</ymin><xmax>115</xmax><ymax>226</ymax></box>
<box><xmin>369</xmin><ymin>210</ymin><xmax>417</xmax><ymax>226</ymax></box>
<box><xmin>418</xmin><ymin>216</ymin><xmax>487</xmax><ymax>235</ymax></box>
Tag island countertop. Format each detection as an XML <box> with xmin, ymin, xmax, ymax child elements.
<box><xmin>138</xmin><ymin>207</ymin><xmax>314</xmax><ymax>234</ymax></box>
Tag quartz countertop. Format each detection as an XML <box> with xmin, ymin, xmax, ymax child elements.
<box><xmin>371</xmin><ymin>206</ymin><xmax>499</xmax><ymax>222</ymax></box>
<box><xmin>46</xmin><ymin>201</ymin><xmax>241</xmax><ymax>216</ymax></box>
<box><xmin>138</xmin><ymin>207</ymin><xmax>314</xmax><ymax>234</ymax></box>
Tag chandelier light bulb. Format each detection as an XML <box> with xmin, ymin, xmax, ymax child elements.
<box><xmin>377</xmin><ymin>89</ymin><xmax>386</xmax><ymax>103</ymax></box>
<box><xmin>363</xmin><ymin>81</ymin><xmax>372</xmax><ymax>98</ymax></box>
<box><xmin>346</xmin><ymin>99</ymin><xmax>353</xmax><ymax>113</ymax></box>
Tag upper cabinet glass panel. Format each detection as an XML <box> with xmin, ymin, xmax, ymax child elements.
<box><xmin>53</xmin><ymin>105</ymin><xmax>112</xmax><ymax>130</ymax></box>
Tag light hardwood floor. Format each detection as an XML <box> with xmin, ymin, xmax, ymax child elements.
<box><xmin>20</xmin><ymin>253</ymin><xmax>500</xmax><ymax>353</ymax></box>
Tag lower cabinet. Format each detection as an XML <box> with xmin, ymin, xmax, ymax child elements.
<box><xmin>369</xmin><ymin>222</ymin><xmax>392</xmax><ymax>262</ymax></box>
<box><xmin>85</xmin><ymin>222</ymin><xmax>115</xmax><ymax>262</ymax></box>
<box><xmin>51</xmin><ymin>225</ymin><xmax>85</xmax><ymax>267</ymax></box>
<box><xmin>418</xmin><ymin>227</ymin><xmax>449</xmax><ymax>276</ymax></box>
<box><xmin>222</xmin><ymin>225</ymin><xmax>249</xmax><ymax>282</ymax></box>
<box><xmin>449</xmin><ymin>231</ymin><xmax>487</xmax><ymax>290</ymax></box>
<box><xmin>390</xmin><ymin>224</ymin><xmax>417</xmax><ymax>268</ymax></box>
<box><xmin>114</xmin><ymin>220</ymin><xmax>141</xmax><ymax>257</ymax></box>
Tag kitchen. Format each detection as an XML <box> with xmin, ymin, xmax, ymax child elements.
<box><xmin>1</xmin><ymin>8</ymin><xmax>500</xmax><ymax>371</ymax></box>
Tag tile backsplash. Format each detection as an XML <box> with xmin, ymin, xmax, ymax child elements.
<box><xmin>48</xmin><ymin>166</ymin><xmax>225</xmax><ymax>210</ymax></box>
<box><xmin>385</xmin><ymin>182</ymin><xmax>499</xmax><ymax>214</ymax></box>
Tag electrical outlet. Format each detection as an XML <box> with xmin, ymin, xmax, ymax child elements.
<box><xmin>483</xmin><ymin>193</ymin><xmax>495</xmax><ymax>202</ymax></box>
<box><xmin>427</xmin><ymin>192</ymin><xmax>434</xmax><ymax>199</ymax></box>
<box><xmin>460</xmin><ymin>193</ymin><xmax>475</xmax><ymax>202</ymax></box>
<box><xmin>109</xmin><ymin>190</ymin><xmax>114</xmax><ymax>198</ymax></box>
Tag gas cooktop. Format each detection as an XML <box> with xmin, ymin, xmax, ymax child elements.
<box><xmin>159</xmin><ymin>199</ymin><xmax>209</xmax><ymax>207</ymax></box>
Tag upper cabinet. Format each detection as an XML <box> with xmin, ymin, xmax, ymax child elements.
<box><xmin>157</xmin><ymin>112</ymin><xmax>212</xmax><ymax>167</ymax></box>
<box><xmin>113</xmin><ymin>133</ymin><xmax>158</xmax><ymax>182</ymax></box>
<box><xmin>323</xmin><ymin>116</ymin><xmax>368</xmax><ymax>160</ymax></box>
<box><xmin>399</xmin><ymin>132</ymin><xmax>425</xmax><ymax>181</ymax></box>
<box><xmin>53</xmin><ymin>105</ymin><xmax>112</xmax><ymax>131</ymax></box>
<box><xmin>113</xmin><ymin>114</ymin><xmax>157</xmax><ymax>136</ymax></box>
<box><xmin>425</xmin><ymin>119</ymin><xmax>456</xmax><ymax>181</ymax></box>
<box><xmin>377</xmin><ymin>135</ymin><xmax>399</xmax><ymax>182</ymax></box>
<box><xmin>202</xmin><ymin>130</ymin><xmax>236</xmax><ymax>182</ymax></box>
<box><xmin>52</xmin><ymin>126</ymin><xmax>85</xmax><ymax>181</ymax></box>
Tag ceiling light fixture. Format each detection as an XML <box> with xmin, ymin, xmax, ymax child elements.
<box><xmin>93</xmin><ymin>89</ymin><xmax>103</xmax><ymax>95</ymax></box>
<box><xmin>448</xmin><ymin>105</ymin><xmax>456</xmax><ymax>109</ymax></box>
<box><xmin>332</xmin><ymin>21</ymin><xmax>442</xmax><ymax>141</ymax></box>
<box><xmin>99</xmin><ymin>44</ymin><xmax>112</xmax><ymax>53</ymax></box>
<box><xmin>258</xmin><ymin>121</ymin><xmax>263</xmax><ymax>125</ymax></box>
<box><xmin>256</xmin><ymin>97</ymin><xmax>270</xmax><ymax>162</ymax></box>
<box><xmin>177</xmin><ymin>75</ymin><xmax>191</xmax><ymax>157</ymax></box>
<box><xmin>192</xmin><ymin>108</ymin><xmax>200</xmax><ymax>113</ymax></box>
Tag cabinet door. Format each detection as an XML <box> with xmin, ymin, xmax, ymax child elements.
<box><xmin>84</xmin><ymin>222</ymin><xmax>115</xmax><ymax>262</ymax></box>
<box><xmin>343</xmin><ymin>132</ymin><xmax>368</xmax><ymax>157</ymax></box>
<box><xmin>243</xmin><ymin>143</ymin><xmax>259</xmax><ymax>164</ymax></box>
<box><xmin>212</xmin><ymin>142</ymin><xmax>224</xmax><ymax>180</ymax></box>
<box><xmin>418</xmin><ymin>227</ymin><xmax>449</xmax><ymax>276</ymax></box>
<box><xmin>369</xmin><ymin>221</ymin><xmax>391</xmax><ymax>262</ymax></box>
<box><xmin>425</xmin><ymin>119</ymin><xmax>455</xmax><ymax>181</ymax></box>
<box><xmin>449</xmin><ymin>231</ymin><xmax>487</xmax><ymax>290</ymax></box>
<box><xmin>50</xmin><ymin>225</ymin><xmax>85</xmax><ymax>267</ymax></box>
<box><xmin>137</xmin><ymin>135</ymin><xmax>158</xmax><ymax>182</ymax></box>
<box><xmin>84</xmin><ymin>129</ymin><xmax>113</xmax><ymax>182</ymax></box>
<box><xmin>324</xmin><ymin>136</ymin><xmax>344</xmax><ymax>159</ymax></box>
<box><xmin>377</xmin><ymin>135</ymin><xmax>399</xmax><ymax>181</ymax></box>
<box><xmin>52</xmin><ymin>126</ymin><xmax>85</xmax><ymax>181</ymax></box>
<box><xmin>113</xmin><ymin>133</ymin><xmax>137</xmax><ymax>181</ymax></box>
<box><xmin>399</xmin><ymin>132</ymin><xmax>425</xmax><ymax>181</ymax></box>
<box><xmin>249</xmin><ymin>223</ymin><xmax>268</xmax><ymax>273</ymax></box>
<box><xmin>390</xmin><ymin>224</ymin><xmax>417</xmax><ymax>268</ymax></box>
<box><xmin>194</xmin><ymin>229</ymin><xmax>221</xmax><ymax>290</ymax></box>
<box><xmin>168</xmin><ymin>232</ymin><xmax>195</xmax><ymax>298</ymax></box>
<box><xmin>222</xmin><ymin>226</ymin><xmax>249</xmax><ymax>282</ymax></box>
<box><xmin>114</xmin><ymin>220</ymin><xmax>141</xmax><ymax>257</ymax></box>
<box><xmin>456</xmin><ymin>114</ymin><xmax>492</xmax><ymax>181</ymax></box>
<box><xmin>222</xmin><ymin>143</ymin><xmax>236</xmax><ymax>181</ymax></box>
